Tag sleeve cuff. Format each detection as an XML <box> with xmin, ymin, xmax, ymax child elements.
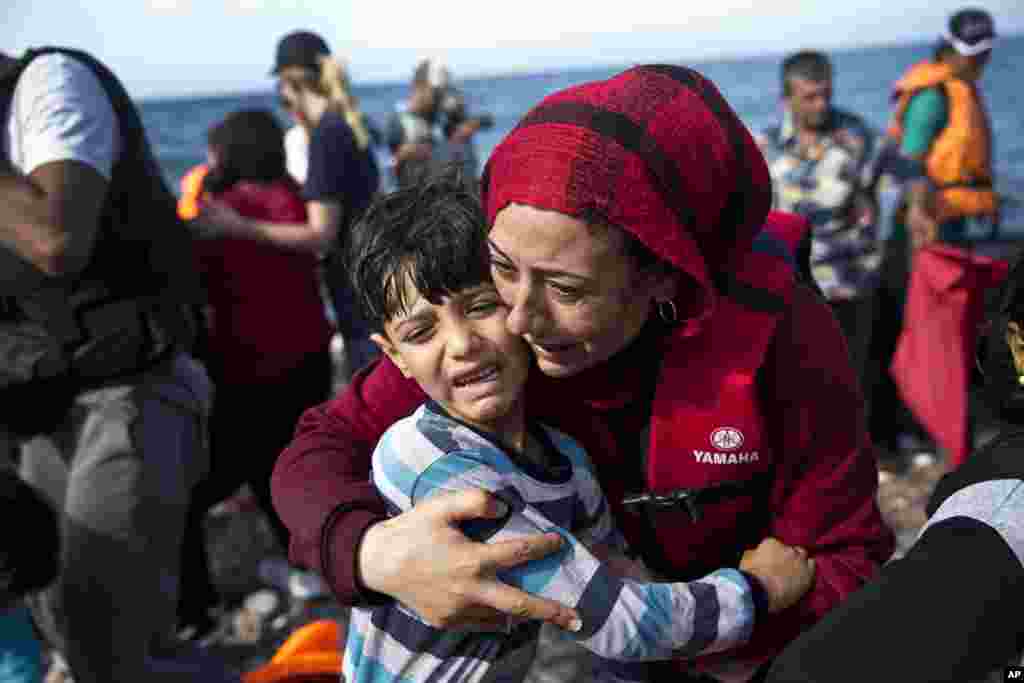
<box><xmin>321</xmin><ymin>504</ymin><xmax>392</xmax><ymax>607</ymax></box>
<box><xmin>738</xmin><ymin>570</ymin><xmax>772</xmax><ymax>622</ymax></box>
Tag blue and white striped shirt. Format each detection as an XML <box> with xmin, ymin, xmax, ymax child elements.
<box><xmin>343</xmin><ymin>402</ymin><xmax>758</xmax><ymax>683</ymax></box>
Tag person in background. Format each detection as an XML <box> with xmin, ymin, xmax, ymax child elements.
<box><xmin>272</xmin><ymin>65</ymin><xmax>893</xmax><ymax>683</ymax></box>
<box><xmin>178</xmin><ymin>110</ymin><xmax>335</xmax><ymax>637</ymax></box>
<box><xmin>200</xmin><ymin>30</ymin><xmax>381</xmax><ymax>375</ymax></box>
<box><xmin>766</xmin><ymin>251</ymin><xmax>1024</xmax><ymax>683</ymax></box>
<box><xmin>868</xmin><ymin>7</ymin><xmax>1005</xmax><ymax>461</ymax></box>
<box><xmin>888</xmin><ymin>7</ymin><xmax>1001</xmax><ymax>256</ymax></box>
<box><xmin>0</xmin><ymin>47</ymin><xmax>234</xmax><ymax>682</ymax></box>
<box><xmin>756</xmin><ymin>51</ymin><xmax>879</xmax><ymax>396</ymax></box>
<box><xmin>437</xmin><ymin>87</ymin><xmax>494</xmax><ymax>194</ymax></box>
<box><xmin>387</xmin><ymin>58</ymin><xmax>489</xmax><ymax>190</ymax></box>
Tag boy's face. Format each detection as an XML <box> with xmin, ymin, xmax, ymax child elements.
<box><xmin>373</xmin><ymin>276</ymin><xmax>532</xmax><ymax>432</ymax></box>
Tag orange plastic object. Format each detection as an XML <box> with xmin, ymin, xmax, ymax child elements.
<box><xmin>243</xmin><ymin>619</ymin><xmax>344</xmax><ymax>683</ymax></box>
<box><xmin>177</xmin><ymin>163</ymin><xmax>210</xmax><ymax>221</ymax></box>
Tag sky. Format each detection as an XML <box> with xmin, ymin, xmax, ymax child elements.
<box><xmin>5</xmin><ymin>0</ymin><xmax>1024</xmax><ymax>98</ymax></box>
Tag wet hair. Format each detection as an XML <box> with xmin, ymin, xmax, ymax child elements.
<box><xmin>347</xmin><ymin>165</ymin><xmax>491</xmax><ymax>333</ymax></box>
<box><xmin>781</xmin><ymin>51</ymin><xmax>832</xmax><ymax>96</ymax></box>
<box><xmin>202</xmin><ymin>109</ymin><xmax>289</xmax><ymax>195</ymax></box>
<box><xmin>980</xmin><ymin>252</ymin><xmax>1024</xmax><ymax>423</ymax></box>
<box><xmin>280</xmin><ymin>57</ymin><xmax>372</xmax><ymax>150</ymax></box>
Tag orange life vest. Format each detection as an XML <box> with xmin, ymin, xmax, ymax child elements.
<box><xmin>888</xmin><ymin>61</ymin><xmax>997</xmax><ymax>222</ymax></box>
<box><xmin>177</xmin><ymin>163</ymin><xmax>209</xmax><ymax>221</ymax></box>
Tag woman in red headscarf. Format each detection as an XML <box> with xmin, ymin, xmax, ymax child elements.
<box><xmin>271</xmin><ymin>65</ymin><xmax>893</xmax><ymax>681</ymax></box>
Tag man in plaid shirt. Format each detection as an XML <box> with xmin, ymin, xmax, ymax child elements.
<box><xmin>756</xmin><ymin>50</ymin><xmax>880</xmax><ymax>390</ymax></box>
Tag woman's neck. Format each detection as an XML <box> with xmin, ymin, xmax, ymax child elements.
<box><xmin>303</xmin><ymin>94</ymin><xmax>330</xmax><ymax>127</ymax></box>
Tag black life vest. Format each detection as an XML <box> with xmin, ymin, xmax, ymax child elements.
<box><xmin>0</xmin><ymin>48</ymin><xmax>203</xmax><ymax>431</ymax></box>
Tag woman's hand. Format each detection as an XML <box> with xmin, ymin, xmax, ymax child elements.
<box><xmin>195</xmin><ymin>200</ymin><xmax>249</xmax><ymax>239</ymax></box>
<box><xmin>358</xmin><ymin>488</ymin><xmax>581</xmax><ymax>631</ymax></box>
<box><xmin>740</xmin><ymin>537</ymin><xmax>816</xmax><ymax>613</ymax></box>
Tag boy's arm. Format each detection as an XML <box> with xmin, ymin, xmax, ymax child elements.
<box><xmin>271</xmin><ymin>361</ymin><xmax>572</xmax><ymax>632</ymax></box>
<box><xmin>397</xmin><ymin>448</ymin><xmax>771</xmax><ymax>662</ymax></box>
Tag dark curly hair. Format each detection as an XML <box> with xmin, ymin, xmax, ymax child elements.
<box><xmin>202</xmin><ymin>109</ymin><xmax>291</xmax><ymax>196</ymax></box>
<box><xmin>345</xmin><ymin>165</ymin><xmax>490</xmax><ymax>333</ymax></box>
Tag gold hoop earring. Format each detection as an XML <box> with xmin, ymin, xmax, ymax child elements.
<box><xmin>656</xmin><ymin>299</ymin><xmax>679</xmax><ymax>325</ymax></box>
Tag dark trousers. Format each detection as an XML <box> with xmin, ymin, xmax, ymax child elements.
<box><xmin>865</xmin><ymin>236</ymin><xmax>928</xmax><ymax>454</ymax></box>
<box><xmin>178</xmin><ymin>349</ymin><xmax>332</xmax><ymax>622</ymax></box>
<box><xmin>830</xmin><ymin>296</ymin><xmax>875</xmax><ymax>395</ymax></box>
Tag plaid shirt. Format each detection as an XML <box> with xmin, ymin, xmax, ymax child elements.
<box><xmin>756</xmin><ymin>108</ymin><xmax>881</xmax><ymax>300</ymax></box>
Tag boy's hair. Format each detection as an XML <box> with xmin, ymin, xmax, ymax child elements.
<box><xmin>347</xmin><ymin>166</ymin><xmax>491</xmax><ymax>333</ymax></box>
<box><xmin>781</xmin><ymin>50</ymin><xmax>832</xmax><ymax>96</ymax></box>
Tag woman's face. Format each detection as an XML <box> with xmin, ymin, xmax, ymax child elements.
<box><xmin>277</xmin><ymin>70</ymin><xmax>319</xmax><ymax>127</ymax></box>
<box><xmin>488</xmin><ymin>203</ymin><xmax>673</xmax><ymax>378</ymax></box>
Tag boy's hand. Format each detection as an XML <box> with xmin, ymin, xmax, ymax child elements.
<box><xmin>740</xmin><ymin>537</ymin><xmax>816</xmax><ymax>613</ymax></box>
<box><xmin>359</xmin><ymin>489</ymin><xmax>580</xmax><ymax>631</ymax></box>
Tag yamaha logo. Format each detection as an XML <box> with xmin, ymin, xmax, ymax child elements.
<box><xmin>710</xmin><ymin>427</ymin><xmax>744</xmax><ymax>451</ymax></box>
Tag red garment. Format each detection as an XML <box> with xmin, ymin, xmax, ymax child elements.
<box><xmin>273</xmin><ymin>65</ymin><xmax>892</xmax><ymax>675</ymax></box>
<box><xmin>194</xmin><ymin>180</ymin><xmax>332</xmax><ymax>383</ymax></box>
<box><xmin>891</xmin><ymin>244</ymin><xmax>1009</xmax><ymax>468</ymax></box>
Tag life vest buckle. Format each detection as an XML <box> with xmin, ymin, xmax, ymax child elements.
<box><xmin>622</xmin><ymin>489</ymin><xmax>702</xmax><ymax>523</ymax></box>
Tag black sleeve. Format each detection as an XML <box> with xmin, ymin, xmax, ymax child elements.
<box><xmin>303</xmin><ymin>116</ymin><xmax>357</xmax><ymax>203</ymax></box>
<box><xmin>0</xmin><ymin>466</ymin><xmax>60</xmax><ymax>599</ymax></box>
<box><xmin>928</xmin><ymin>430</ymin><xmax>1024</xmax><ymax>516</ymax></box>
<box><xmin>766</xmin><ymin>516</ymin><xmax>1024</xmax><ymax>683</ymax></box>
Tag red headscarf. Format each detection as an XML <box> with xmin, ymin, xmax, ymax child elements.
<box><xmin>482</xmin><ymin>64</ymin><xmax>773</xmax><ymax>339</ymax></box>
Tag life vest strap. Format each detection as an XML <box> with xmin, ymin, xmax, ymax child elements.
<box><xmin>935</xmin><ymin>179</ymin><xmax>994</xmax><ymax>190</ymax></box>
<box><xmin>622</xmin><ymin>470</ymin><xmax>774</xmax><ymax>524</ymax></box>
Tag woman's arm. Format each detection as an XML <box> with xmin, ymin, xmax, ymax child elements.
<box><xmin>196</xmin><ymin>198</ymin><xmax>336</xmax><ymax>254</ymax></box>
<box><xmin>270</xmin><ymin>359</ymin><xmax>574</xmax><ymax>628</ymax></box>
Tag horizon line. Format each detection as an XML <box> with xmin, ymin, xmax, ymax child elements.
<box><xmin>135</xmin><ymin>30</ymin><xmax>1023</xmax><ymax>103</ymax></box>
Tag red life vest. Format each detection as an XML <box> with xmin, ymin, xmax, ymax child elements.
<box><xmin>618</xmin><ymin>213</ymin><xmax>805</xmax><ymax>578</ymax></box>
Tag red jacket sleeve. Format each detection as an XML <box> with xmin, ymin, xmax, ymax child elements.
<box><xmin>729</xmin><ymin>283</ymin><xmax>896</xmax><ymax>663</ymax></box>
<box><xmin>270</xmin><ymin>357</ymin><xmax>426</xmax><ymax>605</ymax></box>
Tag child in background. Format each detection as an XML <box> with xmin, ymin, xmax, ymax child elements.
<box><xmin>341</xmin><ymin>168</ymin><xmax>816</xmax><ymax>683</ymax></box>
<box><xmin>177</xmin><ymin>109</ymin><xmax>334</xmax><ymax>636</ymax></box>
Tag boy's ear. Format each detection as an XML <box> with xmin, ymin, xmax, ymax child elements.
<box><xmin>371</xmin><ymin>332</ymin><xmax>411</xmax><ymax>378</ymax></box>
